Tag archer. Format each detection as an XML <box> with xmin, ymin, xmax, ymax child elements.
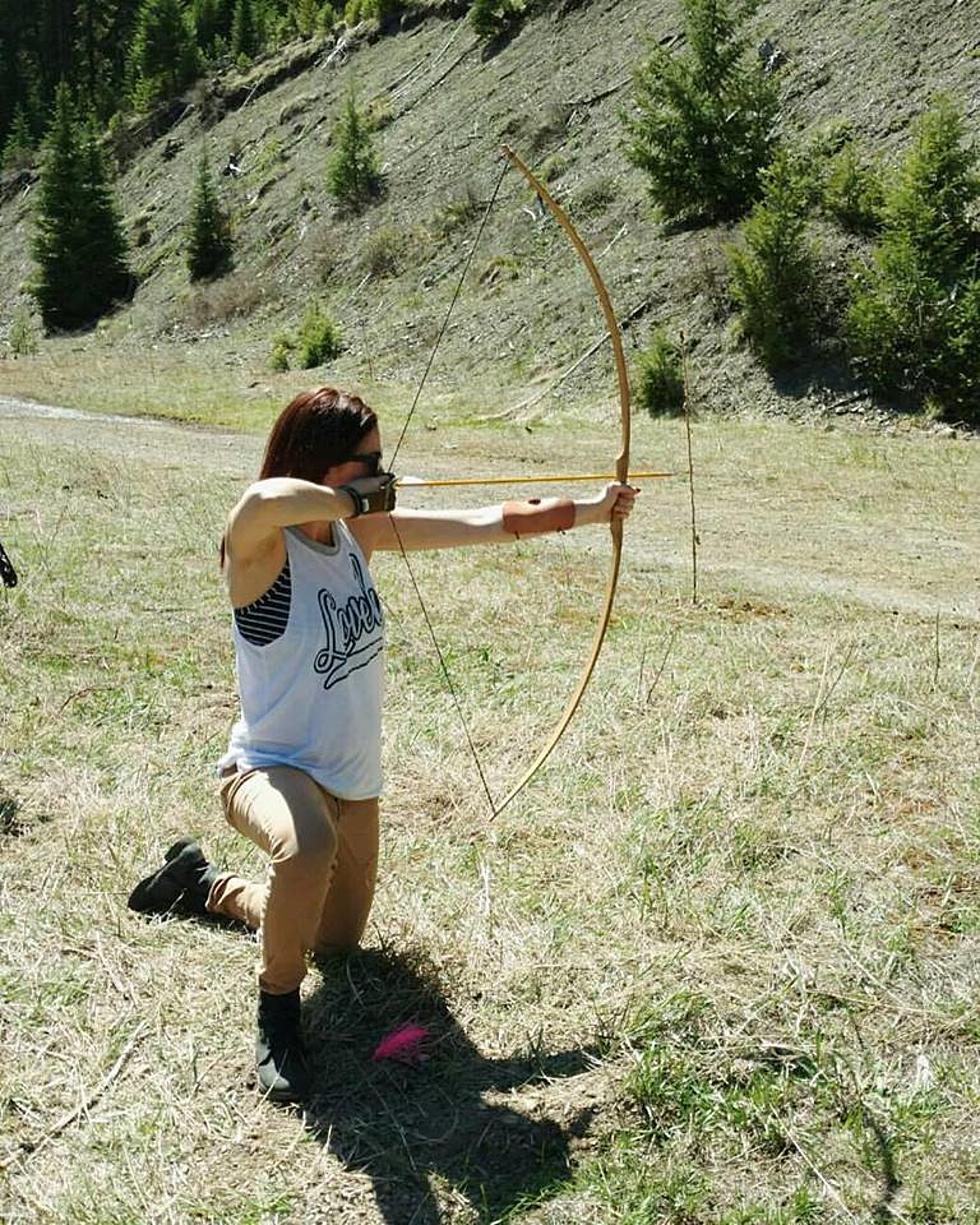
<box><xmin>128</xmin><ymin>385</ymin><xmax>636</xmax><ymax>1102</ymax></box>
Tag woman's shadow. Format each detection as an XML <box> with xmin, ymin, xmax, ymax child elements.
<box><xmin>301</xmin><ymin>942</ymin><xmax>599</xmax><ymax>1224</ymax></box>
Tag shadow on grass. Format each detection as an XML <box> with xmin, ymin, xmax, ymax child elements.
<box><xmin>302</xmin><ymin>944</ymin><xmax>597</xmax><ymax>1224</ymax></box>
<box><xmin>0</xmin><ymin>791</ymin><xmax>29</xmax><ymax>839</ymax></box>
<box><xmin>767</xmin><ymin>349</ymin><xmax>872</xmax><ymax>410</ymax></box>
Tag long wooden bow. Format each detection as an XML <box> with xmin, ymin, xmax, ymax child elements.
<box><xmin>488</xmin><ymin>146</ymin><xmax>632</xmax><ymax>817</ymax></box>
<box><xmin>390</xmin><ymin>146</ymin><xmax>632</xmax><ymax>819</ymax></box>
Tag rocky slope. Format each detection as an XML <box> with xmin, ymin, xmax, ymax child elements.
<box><xmin>0</xmin><ymin>0</ymin><xmax>977</xmax><ymax>426</ymax></box>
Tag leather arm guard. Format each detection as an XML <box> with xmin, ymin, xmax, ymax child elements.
<box><xmin>339</xmin><ymin>475</ymin><xmax>398</xmax><ymax>517</ymax></box>
<box><xmin>502</xmin><ymin>497</ymin><xmax>575</xmax><ymax>537</ymax></box>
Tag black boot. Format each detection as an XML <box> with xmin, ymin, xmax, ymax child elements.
<box><xmin>127</xmin><ymin>837</ymin><xmax>218</xmax><ymax>917</ymax></box>
<box><xmin>255</xmin><ymin>989</ymin><xmax>311</xmax><ymax>1103</ymax></box>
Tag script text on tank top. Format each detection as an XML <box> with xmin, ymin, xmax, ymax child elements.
<box><xmin>313</xmin><ymin>554</ymin><xmax>384</xmax><ymax>690</ymax></box>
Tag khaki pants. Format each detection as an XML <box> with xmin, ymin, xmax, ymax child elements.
<box><xmin>207</xmin><ymin>765</ymin><xmax>379</xmax><ymax>995</ymax></box>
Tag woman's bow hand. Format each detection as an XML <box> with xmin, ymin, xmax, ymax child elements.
<box><xmin>586</xmin><ymin>481</ymin><xmax>639</xmax><ymax>524</ymax></box>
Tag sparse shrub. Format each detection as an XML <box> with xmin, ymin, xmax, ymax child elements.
<box><xmin>325</xmin><ymin>94</ymin><xmax>383</xmax><ymax>213</ymax></box>
<box><xmin>189</xmin><ymin>77</ymin><xmax>227</xmax><ymax>128</ymax></box>
<box><xmin>186</xmin><ymin>151</ymin><xmax>233</xmax><ymax>280</ymax></box>
<box><xmin>470</xmin><ymin>0</ymin><xmax>527</xmax><ymax>42</ymax></box>
<box><xmin>365</xmin><ymin>95</ymin><xmax>394</xmax><ymax>132</ymax></box>
<box><xmin>308</xmin><ymin>222</ymin><xmax>343</xmax><ymax>282</ymax></box>
<box><xmin>8</xmin><ymin>308</ymin><xmax>40</xmax><ymax>357</ymax></box>
<box><xmin>252</xmin><ymin>138</ymin><xmax>286</xmax><ymax>179</ymax></box>
<box><xmin>132</xmin><ymin>213</ymin><xmax>153</xmax><ymax>247</ymax></box>
<box><xmin>726</xmin><ymin>150</ymin><xmax>818</xmax><ymax>365</ymax></box>
<box><xmin>529</xmin><ymin>103</ymin><xmax>572</xmax><ymax>154</ymax></box>
<box><xmin>432</xmin><ymin>180</ymin><xmax>483</xmax><ymax>237</ymax></box>
<box><xmin>183</xmin><ymin>273</ymin><xmax>266</xmax><ymax>328</ymax></box>
<box><xmin>362</xmin><ymin>226</ymin><xmax>411</xmax><ymax>278</ymax></box>
<box><xmin>576</xmin><ymin>175</ymin><xmax>617</xmax><ymax>217</ymax></box>
<box><xmin>269</xmin><ymin>331</ymin><xmax>295</xmax><ymax>371</ymax></box>
<box><xmin>806</xmin><ymin>117</ymin><xmax>857</xmax><ymax>163</ymax></box>
<box><xmin>822</xmin><ymin>142</ymin><xmax>884</xmax><ymax>235</ymax></box>
<box><xmin>478</xmin><ymin>255</ymin><xmax>520</xmax><ymax>287</ymax></box>
<box><xmin>623</xmin><ymin>0</ymin><xmax>779</xmax><ymax>222</ymax></box>
<box><xmin>539</xmin><ymin>152</ymin><xmax>568</xmax><ymax>183</ymax></box>
<box><xmin>635</xmin><ymin>327</ymin><xmax>684</xmax><ymax>415</ymax></box>
<box><xmin>295</xmin><ymin>301</ymin><xmax>343</xmax><ymax>367</ymax></box>
<box><xmin>682</xmin><ymin>235</ymin><xmax>732</xmax><ymax>322</ymax></box>
<box><xmin>105</xmin><ymin>112</ymin><xmax>140</xmax><ymax>172</ymax></box>
<box><xmin>279</xmin><ymin>93</ymin><xmax>318</xmax><ymax>126</ymax></box>
<box><xmin>845</xmin><ymin>97</ymin><xmax>980</xmax><ymax>418</ymax></box>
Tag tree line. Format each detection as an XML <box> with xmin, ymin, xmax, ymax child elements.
<box><xmin>2</xmin><ymin>1</ymin><xmax>329</xmax><ymax>161</ymax></box>
<box><xmin>0</xmin><ymin>0</ymin><xmax>536</xmax><ymax>167</ymax></box>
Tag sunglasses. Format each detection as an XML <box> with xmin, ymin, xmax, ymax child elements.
<box><xmin>350</xmin><ymin>450</ymin><xmax>383</xmax><ymax>476</ymax></box>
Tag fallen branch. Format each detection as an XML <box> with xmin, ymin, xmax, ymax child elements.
<box><xmin>561</xmin><ymin>76</ymin><xmax>632</xmax><ymax>110</ymax></box>
<box><xmin>390</xmin><ymin>24</ymin><xmax>463</xmax><ymax>100</ymax></box>
<box><xmin>396</xmin><ymin>43</ymin><xmax>478</xmax><ymax>120</ymax></box>
<box><xmin>486</xmin><ymin>299</ymin><xmax>651</xmax><ymax>421</ymax></box>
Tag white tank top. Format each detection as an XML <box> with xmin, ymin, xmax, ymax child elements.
<box><xmin>218</xmin><ymin>522</ymin><xmax>384</xmax><ymax>799</ymax></box>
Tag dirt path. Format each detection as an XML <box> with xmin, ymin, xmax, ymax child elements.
<box><xmin>3</xmin><ymin>395</ymin><xmax>978</xmax><ymax>625</ymax></box>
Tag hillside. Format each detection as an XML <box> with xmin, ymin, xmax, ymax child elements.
<box><xmin>4</xmin><ymin>6</ymin><xmax>980</xmax><ymax>1221</ymax></box>
<box><xmin>0</xmin><ymin>0</ymin><xmax>978</xmax><ymax>429</ymax></box>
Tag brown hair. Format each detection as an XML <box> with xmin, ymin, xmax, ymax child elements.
<box><xmin>221</xmin><ymin>386</ymin><xmax>377</xmax><ymax>566</ymax></box>
<box><xmin>259</xmin><ymin>386</ymin><xmax>378</xmax><ymax>481</ymax></box>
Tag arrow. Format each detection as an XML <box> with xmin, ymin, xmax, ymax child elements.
<box><xmin>395</xmin><ymin>470</ymin><xmax>674</xmax><ymax>488</ymax></box>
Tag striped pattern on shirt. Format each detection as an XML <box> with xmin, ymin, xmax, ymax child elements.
<box><xmin>233</xmin><ymin>559</ymin><xmax>292</xmax><ymax>646</ymax></box>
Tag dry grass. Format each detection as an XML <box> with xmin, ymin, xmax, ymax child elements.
<box><xmin>0</xmin><ymin>399</ymin><xmax>978</xmax><ymax>1223</ymax></box>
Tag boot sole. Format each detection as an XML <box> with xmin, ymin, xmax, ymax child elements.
<box><xmin>256</xmin><ymin>1077</ymin><xmax>308</xmax><ymax>1104</ymax></box>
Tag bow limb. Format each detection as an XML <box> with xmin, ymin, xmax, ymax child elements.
<box><xmin>489</xmin><ymin>146</ymin><xmax>632</xmax><ymax>819</ymax></box>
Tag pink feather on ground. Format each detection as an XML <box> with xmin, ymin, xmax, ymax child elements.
<box><xmin>372</xmin><ymin>1024</ymin><xmax>430</xmax><ymax>1064</ymax></box>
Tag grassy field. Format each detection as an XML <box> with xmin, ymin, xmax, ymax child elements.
<box><xmin>0</xmin><ymin>394</ymin><xmax>978</xmax><ymax>1224</ymax></box>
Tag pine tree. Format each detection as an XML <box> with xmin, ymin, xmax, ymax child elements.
<box><xmin>289</xmin><ymin>0</ymin><xmax>326</xmax><ymax>37</ymax></box>
<box><xmin>128</xmin><ymin>0</ymin><xmax>200</xmax><ymax>109</ymax></box>
<box><xmin>186</xmin><ymin>150</ymin><xmax>233</xmax><ymax>279</ymax></box>
<box><xmin>230</xmin><ymin>0</ymin><xmax>259</xmax><ymax>60</ymax></box>
<box><xmin>623</xmin><ymin>0</ymin><xmax>779</xmax><ymax>221</ymax></box>
<box><xmin>37</xmin><ymin>1</ymin><xmax>76</xmax><ymax>97</ymax></box>
<box><xmin>846</xmin><ymin>98</ymin><xmax>980</xmax><ymax>416</ymax></box>
<box><xmin>1</xmin><ymin>46</ymin><xmax>44</xmax><ymax>160</ymax></box>
<box><xmin>2</xmin><ymin>105</ymin><xmax>35</xmax><ymax>171</ymax></box>
<box><xmin>78</xmin><ymin>120</ymin><xmax>135</xmax><ymax>301</ymax></box>
<box><xmin>193</xmin><ymin>0</ymin><xmax>220</xmax><ymax>54</ymax></box>
<box><xmin>325</xmin><ymin>93</ymin><xmax>383</xmax><ymax>213</ymax></box>
<box><xmin>32</xmin><ymin>83</ymin><xmax>133</xmax><ymax>330</ymax></box>
<box><xmin>74</xmin><ymin>0</ymin><xmax>121</xmax><ymax>120</ymax></box>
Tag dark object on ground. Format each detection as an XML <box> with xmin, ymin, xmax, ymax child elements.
<box><xmin>0</xmin><ymin>541</ymin><xmax>17</xmax><ymax>588</ymax></box>
<box><xmin>127</xmin><ymin>837</ymin><xmax>216</xmax><ymax>916</ymax></box>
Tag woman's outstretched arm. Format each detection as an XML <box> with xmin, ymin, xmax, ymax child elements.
<box><xmin>351</xmin><ymin>483</ymin><xmax>638</xmax><ymax>554</ymax></box>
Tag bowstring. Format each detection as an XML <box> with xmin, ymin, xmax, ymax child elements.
<box><xmin>387</xmin><ymin>160</ymin><xmax>511</xmax><ymax>819</ymax></box>
<box><xmin>388</xmin><ymin>160</ymin><xmax>509</xmax><ymax>471</ymax></box>
<box><xmin>388</xmin><ymin>515</ymin><xmax>498</xmax><ymax>817</ymax></box>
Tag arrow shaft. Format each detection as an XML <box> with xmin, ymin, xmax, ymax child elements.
<box><xmin>397</xmin><ymin>470</ymin><xmax>673</xmax><ymax>488</ymax></box>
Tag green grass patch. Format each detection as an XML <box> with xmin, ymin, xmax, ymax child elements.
<box><xmin>1</xmin><ymin>404</ymin><xmax>979</xmax><ymax>1220</ymax></box>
